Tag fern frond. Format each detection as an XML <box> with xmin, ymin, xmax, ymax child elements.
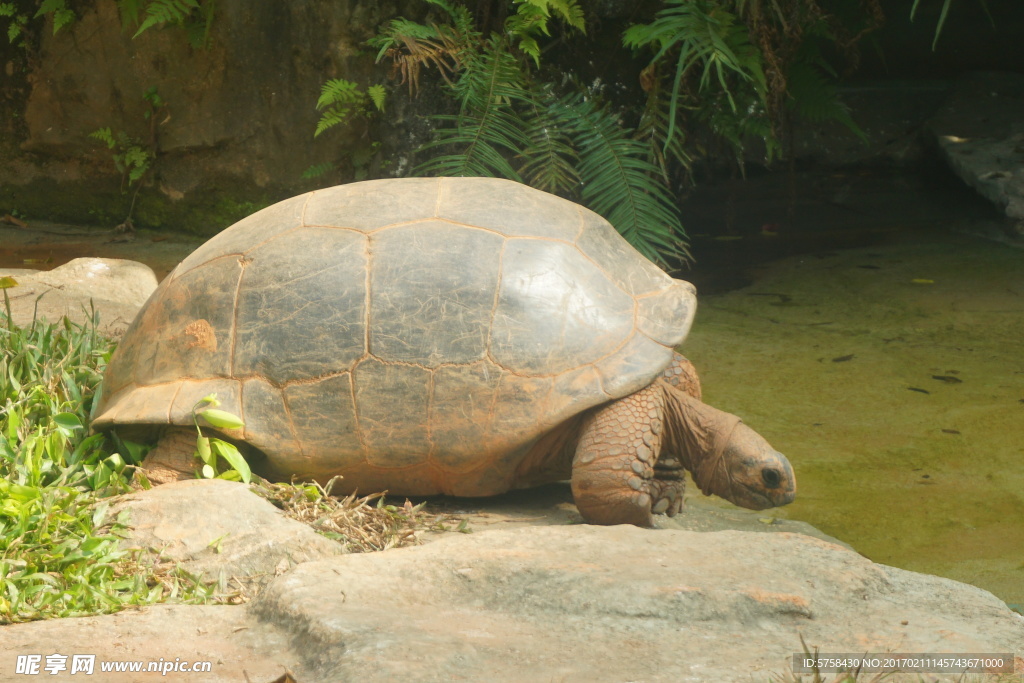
<box><xmin>302</xmin><ymin>162</ymin><xmax>335</xmax><ymax>180</ymax></box>
<box><xmin>558</xmin><ymin>94</ymin><xmax>688</xmax><ymax>264</ymax></box>
<box><xmin>33</xmin><ymin>0</ymin><xmax>65</xmax><ymax>19</ymax></box>
<box><xmin>51</xmin><ymin>7</ymin><xmax>73</xmax><ymax>33</ymax></box>
<box><xmin>184</xmin><ymin>0</ymin><xmax>215</xmax><ymax>48</ymax></box>
<box><xmin>508</xmin><ymin>0</ymin><xmax>585</xmax><ymax>64</ymax></box>
<box><xmin>89</xmin><ymin>128</ymin><xmax>116</xmax><ymax>149</ymax></box>
<box><xmin>517</xmin><ymin>87</ymin><xmax>580</xmax><ymax>195</ymax></box>
<box><xmin>635</xmin><ymin>73</ymin><xmax>691</xmax><ymax>179</ymax></box>
<box><xmin>116</xmin><ymin>0</ymin><xmax>144</xmax><ymax>28</ymax></box>
<box><xmin>316</xmin><ymin>78</ymin><xmax>364</xmax><ymax>111</ymax></box>
<box><xmin>625</xmin><ymin>0</ymin><xmax>765</xmax><ymax>152</ymax></box>
<box><xmin>133</xmin><ymin>0</ymin><xmax>198</xmax><ymax>38</ymax></box>
<box><xmin>367</xmin><ymin>85</ymin><xmax>387</xmax><ymax>112</ymax></box>
<box><xmin>785</xmin><ymin>61</ymin><xmax>864</xmax><ymax>141</ymax></box>
<box><xmin>450</xmin><ymin>36</ymin><xmax>527</xmax><ymax>111</ymax></box>
<box><xmin>415</xmin><ymin>41</ymin><xmax>531</xmax><ymax>180</ymax></box>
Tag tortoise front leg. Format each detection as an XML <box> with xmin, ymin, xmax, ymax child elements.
<box><xmin>139</xmin><ymin>427</ymin><xmax>198</xmax><ymax>485</ymax></box>
<box><xmin>571</xmin><ymin>384</ymin><xmax>681</xmax><ymax>527</ymax></box>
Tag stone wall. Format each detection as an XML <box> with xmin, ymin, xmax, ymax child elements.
<box><xmin>1</xmin><ymin>0</ymin><xmax>425</xmax><ymax>233</ymax></box>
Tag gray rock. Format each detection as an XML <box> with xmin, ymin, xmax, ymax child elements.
<box><xmin>0</xmin><ymin>257</ymin><xmax>157</xmax><ymax>336</ymax></box>
<box><xmin>3</xmin><ymin>519</ymin><xmax>1021</xmax><ymax>681</ymax></box>
<box><xmin>113</xmin><ymin>479</ymin><xmax>341</xmax><ymax>582</ymax></box>
<box><xmin>250</xmin><ymin>525</ymin><xmax>1024</xmax><ymax>681</ymax></box>
<box><xmin>930</xmin><ymin>72</ymin><xmax>1024</xmax><ymax>222</ymax></box>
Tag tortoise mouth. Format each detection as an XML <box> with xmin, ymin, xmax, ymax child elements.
<box><xmin>739</xmin><ymin>481</ymin><xmax>796</xmax><ymax>509</ymax></box>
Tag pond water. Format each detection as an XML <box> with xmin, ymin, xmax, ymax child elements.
<box><xmin>678</xmin><ymin>167</ymin><xmax>1024</xmax><ymax>609</ymax></box>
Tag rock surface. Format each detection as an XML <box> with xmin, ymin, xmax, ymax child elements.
<box><xmin>3</xmin><ymin>481</ymin><xmax>1021</xmax><ymax>682</ymax></box>
<box><xmin>0</xmin><ymin>256</ymin><xmax>157</xmax><ymax>336</ymax></box>
<box><xmin>112</xmin><ymin>479</ymin><xmax>342</xmax><ymax>583</ymax></box>
<box><xmin>929</xmin><ymin>72</ymin><xmax>1024</xmax><ymax>224</ymax></box>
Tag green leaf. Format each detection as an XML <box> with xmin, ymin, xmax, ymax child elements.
<box><xmin>53</xmin><ymin>413</ymin><xmax>83</xmax><ymax>438</ymax></box>
<box><xmin>89</xmin><ymin>128</ymin><xmax>116</xmax><ymax>149</ymax></box>
<box><xmin>197</xmin><ymin>408</ymin><xmax>244</xmax><ymax>430</ymax></box>
<box><xmin>34</xmin><ymin>0</ymin><xmax>66</xmax><ymax>20</ymax></box>
<box><xmin>211</xmin><ymin>439</ymin><xmax>250</xmax><ymax>484</ymax></box>
<box><xmin>195</xmin><ymin>436</ymin><xmax>213</xmax><ymax>465</ymax></box>
<box><xmin>52</xmin><ymin>7</ymin><xmax>74</xmax><ymax>33</ymax></box>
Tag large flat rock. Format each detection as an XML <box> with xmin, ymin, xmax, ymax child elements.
<box><xmin>5</xmin><ymin>518</ymin><xmax>1021</xmax><ymax>681</ymax></box>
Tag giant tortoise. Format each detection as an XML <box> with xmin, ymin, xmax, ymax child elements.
<box><xmin>91</xmin><ymin>177</ymin><xmax>795</xmax><ymax>526</ymax></box>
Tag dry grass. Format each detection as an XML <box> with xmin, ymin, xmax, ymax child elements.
<box><xmin>250</xmin><ymin>476</ymin><xmax>469</xmax><ymax>553</ymax></box>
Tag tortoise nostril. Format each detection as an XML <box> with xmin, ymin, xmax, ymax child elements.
<box><xmin>762</xmin><ymin>468</ymin><xmax>781</xmax><ymax>488</ymax></box>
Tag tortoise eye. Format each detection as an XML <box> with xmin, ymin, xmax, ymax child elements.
<box><xmin>761</xmin><ymin>468</ymin><xmax>781</xmax><ymax>488</ymax></box>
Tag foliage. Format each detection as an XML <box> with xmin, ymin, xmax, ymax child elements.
<box><xmin>0</xmin><ymin>297</ymin><xmax>134</xmax><ymax>495</ymax></box>
<box><xmin>351</xmin><ymin>0</ymin><xmax>689</xmax><ymax>264</ymax></box>
<box><xmin>0</xmin><ymin>0</ymin><xmax>73</xmax><ymax>48</ymax></box>
<box><xmin>189</xmin><ymin>395</ymin><xmax>251</xmax><ymax>483</ymax></box>
<box><xmin>0</xmin><ymin>299</ymin><xmax>229</xmax><ymax>622</ymax></box>
<box><xmin>117</xmin><ymin>0</ymin><xmax>217</xmax><ymax>48</ymax></box>
<box><xmin>561</xmin><ymin>93</ymin><xmax>687</xmax><ymax>262</ymax></box>
<box><xmin>910</xmin><ymin>0</ymin><xmax>994</xmax><ymax>50</ymax></box>
<box><xmin>314</xmin><ymin>79</ymin><xmax>387</xmax><ymax>138</ymax></box>
<box><xmin>89</xmin><ymin>128</ymin><xmax>153</xmax><ymax>187</ymax></box>
<box><xmin>624</xmin><ymin>0</ymin><xmax>877</xmax><ymax>170</ymax></box>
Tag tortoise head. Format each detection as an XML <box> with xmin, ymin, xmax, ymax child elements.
<box><xmin>662</xmin><ymin>384</ymin><xmax>796</xmax><ymax>510</ymax></box>
<box><xmin>709</xmin><ymin>422</ymin><xmax>796</xmax><ymax>510</ymax></box>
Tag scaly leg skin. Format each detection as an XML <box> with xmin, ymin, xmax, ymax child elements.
<box><xmin>139</xmin><ymin>427</ymin><xmax>198</xmax><ymax>485</ymax></box>
<box><xmin>571</xmin><ymin>384</ymin><xmax>682</xmax><ymax>527</ymax></box>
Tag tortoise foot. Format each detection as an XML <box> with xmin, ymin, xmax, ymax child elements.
<box><xmin>139</xmin><ymin>428</ymin><xmax>198</xmax><ymax>485</ymax></box>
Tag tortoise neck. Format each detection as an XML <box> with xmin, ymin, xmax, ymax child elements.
<box><xmin>658</xmin><ymin>380</ymin><xmax>742</xmax><ymax>496</ymax></box>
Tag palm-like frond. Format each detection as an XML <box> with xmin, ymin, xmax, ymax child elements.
<box><xmin>785</xmin><ymin>61</ymin><xmax>864</xmax><ymax>141</ymax></box>
<box><xmin>415</xmin><ymin>38</ymin><xmax>530</xmax><ymax>179</ymax></box>
<box><xmin>635</xmin><ymin>73</ymin><xmax>692</xmax><ymax>179</ymax></box>
<box><xmin>557</xmin><ymin>94</ymin><xmax>688</xmax><ymax>264</ymax></box>
<box><xmin>517</xmin><ymin>87</ymin><xmax>580</xmax><ymax>195</ymax></box>
<box><xmin>624</xmin><ymin>0</ymin><xmax>765</xmax><ymax>152</ymax></box>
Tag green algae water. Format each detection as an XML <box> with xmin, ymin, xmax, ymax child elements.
<box><xmin>683</xmin><ymin>229</ymin><xmax>1023</xmax><ymax>607</ymax></box>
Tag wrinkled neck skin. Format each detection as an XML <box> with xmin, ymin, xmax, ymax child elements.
<box><xmin>658</xmin><ymin>379</ymin><xmax>741</xmax><ymax>499</ymax></box>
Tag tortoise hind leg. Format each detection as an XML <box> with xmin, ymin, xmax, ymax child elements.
<box><xmin>571</xmin><ymin>383</ymin><xmax>681</xmax><ymax>527</ymax></box>
<box><xmin>139</xmin><ymin>427</ymin><xmax>198</xmax><ymax>485</ymax></box>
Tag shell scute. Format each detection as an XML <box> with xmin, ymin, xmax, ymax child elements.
<box><xmin>234</xmin><ymin>226</ymin><xmax>367</xmax><ymax>383</ymax></box>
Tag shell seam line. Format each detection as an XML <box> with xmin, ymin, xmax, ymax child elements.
<box><xmin>166</xmin><ymin>381</ymin><xmax>185</xmax><ymax>424</ymax></box>
<box><xmin>278</xmin><ymin>390</ymin><xmax>305</xmax><ymax>459</ymax></box>
<box><xmin>348</xmin><ymin>365</ymin><xmax>369</xmax><ymax>453</ymax></box>
<box><xmin>228</xmin><ymin>256</ymin><xmax>249</xmax><ymax>376</ymax></box>
<box><xmin>485</xmin><ymin>239</ymin><xmax>508</xmax><ymax>364</ymax></box>
<box><xmin>300</xmin><ymin>190</ymin><xmax>314</xmax><ymax>226</ymax></box>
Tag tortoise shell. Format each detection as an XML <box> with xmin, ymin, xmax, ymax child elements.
<box><xmin>92</xmin><ymin>177</ymin><xmax>696</xmax><ymax>496</ymax></box>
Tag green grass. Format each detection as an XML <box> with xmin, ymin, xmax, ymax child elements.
<box><xmin>0</xmin><ymin>295</ymin><xmax>223</xmax><ymax>623</ymax></box>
